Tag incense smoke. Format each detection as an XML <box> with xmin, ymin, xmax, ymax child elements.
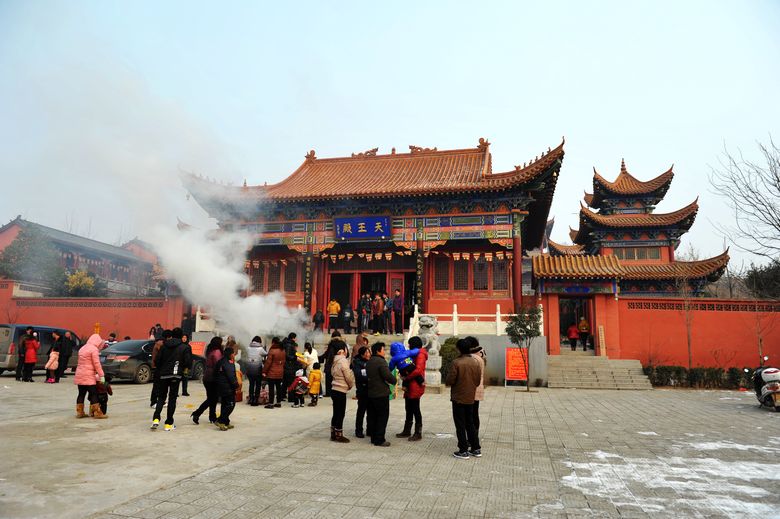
<box><xmin>10</xmin><ymin>63</ymin><xmax>307</xmax><ymax>341</ymax></box>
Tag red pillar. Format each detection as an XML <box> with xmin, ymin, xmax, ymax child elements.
<box><xmin>511</xmin><ymin>210</ymin><xmax>524</xmax><ymax>313</ymax></box>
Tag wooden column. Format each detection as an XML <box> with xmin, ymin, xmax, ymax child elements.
<box><xmin>415</xmin><ymin>219</ymin><xmax>425</xmax><ymax>313</ymax></box>
<box><xmin>511</xmin><ymin>210</ymin><xmax>524</xmax><ymax>313</ymax></box>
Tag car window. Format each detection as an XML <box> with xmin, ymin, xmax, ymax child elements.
<box><xmin>39</xmin><ymin>330</ymin><xmax>55</xmax><ymax>353</ymax></box>
<box><xmin>142</xmin><ymin>342</ymin><xmax>154</xmax><ymax>353</ymax></box>
<box><xmin>0</xmin><ymin>326</ymin><xmax>11</xmax><ymax>353</ymax></box>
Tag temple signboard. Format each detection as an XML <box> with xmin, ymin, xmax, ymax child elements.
<box><xmin>335</xmin><ymin>216</ymin><xmax>390</xmax><ymax>240</ymax></box>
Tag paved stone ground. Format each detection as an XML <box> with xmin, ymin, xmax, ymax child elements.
<box><xmin>1</xmin><ymin>373</ymin><xmax>779</xmax><ymax>519</ymax></box>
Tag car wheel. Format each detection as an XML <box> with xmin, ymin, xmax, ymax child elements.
<box><xmin>191</xmin><ymin>361</ymin><xmax>204</xmax><ymax>381</ymax></box>
<box><xmin>134</xmin><ymin>363</ymin><xmax>152</xmax><ymax>384</ymax></box>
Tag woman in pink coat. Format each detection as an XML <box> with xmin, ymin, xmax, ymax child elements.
<box><xmin>74</xmin><ymin>334</ymin><xmax>106</xmax><ymax>419</ymax></box>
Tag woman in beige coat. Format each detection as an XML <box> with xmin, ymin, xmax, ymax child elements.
<box><xmin>329</xmin><ymin>340</ymin><xmax>355</xmax><ymax>443</ymax></box>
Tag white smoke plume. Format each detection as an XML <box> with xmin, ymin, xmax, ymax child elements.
<box><xmin>6</xmin><ymin>61</ymin><xmax>308</xmax><ymax>342</ymax></box>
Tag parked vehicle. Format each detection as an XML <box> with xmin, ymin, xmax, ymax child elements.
<box><xmin>99</xmin><ymin>340</ymin><xmax>205</xmax><ymax>384</ymax></box>
<box><xmin>752</xmin><ymin>364</ymin><xmax>780</xmax><ymax>412</ymax></box>
<box><xmin>0</xmin><ymin>324</ymin><xmax>82</xmax><ymax>375</ymax></box>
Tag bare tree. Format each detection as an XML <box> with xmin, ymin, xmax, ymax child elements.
<box><xmin>709</xmin><ymin>138</ymin><xmax>780</xmax><ymax>258</ymax></box>
<box><xmin>674</xmin><ymin>245</ymin><xmax>700</xmax><ymax>370</ymax></box>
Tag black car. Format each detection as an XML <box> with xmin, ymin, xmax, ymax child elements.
<box><xmin>99</xmin><ymin>340</ymin><xmax>205</xmax><ymax>384</ymax></box>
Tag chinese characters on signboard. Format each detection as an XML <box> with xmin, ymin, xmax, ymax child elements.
<box><xmin>335</xmin><ymin>216</ymin><xmax>390</xmax><ymax>240</ymax></box>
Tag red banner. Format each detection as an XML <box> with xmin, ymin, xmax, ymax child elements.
<box><xmin>505</xmin><ymin>347</ymin><xmax>528</xmax><ymax>381</ymax></box>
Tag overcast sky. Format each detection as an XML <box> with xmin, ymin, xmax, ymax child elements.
<box><xmin>1</xmin><ymin>1</ymin><xmax>778</xmax><ymax>268</ymax></box>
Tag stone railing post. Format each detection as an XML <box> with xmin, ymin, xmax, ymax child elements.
<box><xmin>453</xmin><ymin>304</ymin><xmax>459</xmax><ymax>336</ymax></box>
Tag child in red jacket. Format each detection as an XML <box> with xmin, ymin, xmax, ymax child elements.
<box><xmin>287</xmin><ymin>369</ymin><xmax>309</xmax><ymax>408</ymax></box>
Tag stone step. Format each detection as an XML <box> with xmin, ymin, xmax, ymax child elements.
<box><xmin>548</xmin><ymin>354</ymin><xmax>652</xmax><ymax>390</ymax></box>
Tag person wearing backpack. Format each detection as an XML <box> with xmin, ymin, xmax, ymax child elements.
<box><xmin>342</xmin><ymin>303</ymin><xmax>354</xmax><ymax>334</ymax></box>
<box><xmin>245</xmin><ymin>336</ymin><xmax>267</xmax><ymax>406</ymax></box>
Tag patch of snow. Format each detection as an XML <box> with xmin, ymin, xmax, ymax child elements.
<box><xmin>434</xmin><ymin>433</ymin><xmax>453</xmax><ymax>439</ymax></box>
<box><xmin>685</xmin><ymin>433</ymin><xmax>705</xmax><ymax>437</ymax></box>
<box><xmin>637</xmin><ymin>431</ymin><xmax>658</xmax><ymax>436</ymax></box>
<box><xmin>580</xmin><ymin>433</ymin><xmax>589</xmax><ymax>437</ymax></box>
<box><xmin>687</xmin><ymin>441</ymin><xmax>780</xmax><ymax>454</ymax></box>
<box><xmin>560</xmin><ymin>450</ymin><xmax>780</xmax><ymax>516</ymax></box>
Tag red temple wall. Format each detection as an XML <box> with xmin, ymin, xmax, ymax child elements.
<box><xmin>0</xmin><ymin>281</ymin><xmax>184</xmax><ymax>340</ymax></box>
<box><xmin>616</xmin><ymin>297</ymin><xmax>780</xmax><ymax>368</ymax></box>
<box><xmin>0</xmin><ymin>224</ymin><xmax>22</xmax><ymax>252</ymax></box>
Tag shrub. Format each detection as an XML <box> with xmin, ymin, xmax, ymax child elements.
<box><xmin>440</xmin><ymin>337</ymin><xmax>459</xmax><ymax>384</ymax></box>
<box><xmin>645</xmin><ymin>365</ymin><xmax>750</xmax><ymax>389</ymax></box>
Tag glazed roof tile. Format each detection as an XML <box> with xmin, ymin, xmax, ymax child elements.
<box><xmin>621</xmin><ymin>250</ymin><xmax>730</xmax><ymax>280</ymax></box>
<box><xmin>580</xmin><ymin>198</ymin><xmax>699</xmax><ymax>228</ymax></box>
<box><xmin>532</xmin><ymin>251</ymin><xmax>729</xmax><ymax>281</ymax></box>
<box><xmin>593</xmin><ymin>159</ymin><xmax>674</xmax><ymax>196</ymax></box>
<box><xmin>187</xmin><ymin>139</ymin><xmax>565</xmax><ymax>202</ymax></box>
<box><xmin>533</xmin><ymin>254</ymin><xmax>624</xmax><ymax>279</ymax></box>
<box><xmin>547</xmin><ymin>239</ymin><xmax>586</xmax><ymax>255</ymax></box>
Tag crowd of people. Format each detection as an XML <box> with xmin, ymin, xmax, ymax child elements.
<box><xmin>46</xmin><ymin>322</ymin><xmax>487</xmax><ymax>458</ymax></box>
<box><xmin>314</xmin><ymin>289</ymin><xmax>404</xmax><ymax>336</ymax></box>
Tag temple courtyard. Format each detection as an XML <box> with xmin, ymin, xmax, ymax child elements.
<box><xmin>0</xmin><ymin>377</ymin><xmax>778</xmax><ymax>518</ymax></box>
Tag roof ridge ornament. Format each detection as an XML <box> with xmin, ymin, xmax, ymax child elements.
<box><xmin>620</xmin><ymin>158</ymin><xmax>627</xmax><ymax>175</ymax></box>
<box><xmin>351</xmin><ymin>147</ymin><xmax>378</xmax><ymax>158</ymax></box>
<box><xmin>409</xmin><ymin>145</ymin><xmax>437</xmax><ymax>154</ymax></box>
<box><xmin>477</xmin><ymin>137</ymin><xmax>490</xmax><ymax>151</ymax></box>
<box><xmin>305</xmin><ymin>150</ymin><xmax>316</xmax><ymax>161</ymax></box>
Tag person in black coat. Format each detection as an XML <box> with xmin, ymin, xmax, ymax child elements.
<box><xmin>214</xmin><ymin>347</ymin><xmax>238</xmax><ymax>431</ymax></box>
<box><xmin>151</xmin><ymin>327</ymin><xmax>188</xmax><ymax>430</ymax></box>
<box><xmin>282</xmin><ymin>333</ymin><xmax>299</xmax><ymax>402</ymax></box>
<box><xmin>352</xmin><ymin>346</ymin><xmax>371</xmax><ymax>438</ymax></box>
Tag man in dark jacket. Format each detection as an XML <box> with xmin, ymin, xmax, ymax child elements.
<box><xmin>352</xmin><ymin>346</ymin><xmax>371</xmax><ymax>438</ymax></box>
<box><xmin>179</xmin><ymin>336</ymin><xmax>193</xmax><ymax>397</ymax></box>
<box><xmin>392</xmin><ymin>289</ymin><xmax>403</xmax><ymax>335</ymax></box>
<box><xmin>365</xmin><ymin>342</ymin><xmax>396</xmax><ymax>446</ymax></box>
<box><xmin>282</xmin><ymin>333</ymin><xmax>299</xmax><ymax>402</ymax></box>
<box><xmin>149</xmin><ymin>332</ymin><xmax>169</xmax><ymax>407</ymax></box>
<box><xmin>151</xmin><ymin>327</ymin><xmax>187</xmax><ymax>431</ymax></box>
<box><xmin>446</xmin><ymin>339</ymin><xmax>483</xmax><ymax>459</ymax></box>
<box><xmin>58</xmin><ymin>331</ymin><xmax>76</xmax><ymax>380</ymax></box>
<box><xmin>214</xmin><ymin>347</ymin><xmax>238</xmax><ymax>431</ymax></box>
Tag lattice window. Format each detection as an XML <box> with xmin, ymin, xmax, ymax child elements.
<box><xmin>267</xmin><ymin>263</ymin><xmax>281</xmax><ymax>292</ymax></box>
<box><xmin>434</xmin><ymin>256</ymin><xmax>449</xmax><ymax>291</ymax></box>
<box><xmin>473</xmin><ymin>257</ymin><xmax>488</xmax><ymax>291</ymax></box>
<box><xmin>284</xmin><ymin>263</ymin><xmax>298</xmax><ymax>292</ymax></box>
<box><xmin>493</xmin><ymin>259</ymin><xmax>508</xmax><ymax>290</ymax></box>
<box><xmin>647</xmin><ymin>247</ymin><xmax>660</xmax><ymax>259</ymax></box>
<box><xmin>453</xmin><ymin>259</ymin><xmax>469</xmax><ymax>291</ymax></box>
<box><xmin>252</xmin><ymin>264</ymin><xmax>265</xmax><ymax>293</ymax></box>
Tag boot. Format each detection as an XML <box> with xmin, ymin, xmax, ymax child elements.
<box><xmin>75</xmin><ymin>403</ymin><xmax>87</xmax><ymax>418</ymax></box>
<box><xmin>330</xmin><ymin>426</ymin><xmax>336</xmax><ymax>441</ymax></box>
<box><xmin>396</xmin><ymin>421</ymin><xmax>412</xmax><ymax>438</ymax></box>
<box><xmin>333</xmin><ymin>429</ymin><xmax>350</xmax><ymax>443</ymax></box>
<box><xmin>408</xmin><ymin>424</ymin><xmax>422</xmax><ymax>442</ymax></box>
<box><xmin>90</xmin><ymin>403</ymin><xmax>107</xmax><ymax>419</ymax></box>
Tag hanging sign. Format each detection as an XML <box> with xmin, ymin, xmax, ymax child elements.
<box><xmin>505</xmin><ymin>347</ymin><xmax>528</xmax><ymax>382</ymax></box>
<box><xmin>335</xmin><ymin>216</ymin><xmax>390</xmax><ymax>240</ymax></box>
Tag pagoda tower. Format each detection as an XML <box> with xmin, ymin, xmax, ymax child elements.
<box><xmin>545</xmin><ymin>160</ymin><xmax>728</xmax><ymax>295</ymax></box>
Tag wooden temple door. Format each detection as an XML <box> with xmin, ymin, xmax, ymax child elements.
<box><xmin>389</xmin><ymin>273</ymin><xmax>404</xmax><ymax>332</ymax></box>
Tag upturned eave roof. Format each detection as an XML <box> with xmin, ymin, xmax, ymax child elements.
<box><xmin>547</xmin><ymin>239</ymin><xmax>586</xmax><ymax>256</ymax></box>
<box><xmin>532</xmin><ymin>250</ymin><xmax>729</xmax><ymax>282</ymax></box>
<box><xmin>588</xmin><ymin>160</ymin><xmax>674</xmax><ymax>208</ymax></box>
<box><xmin>185</xmin><ymin>138</ymin><xmax>565</xmax><ymax>204</ymax></box>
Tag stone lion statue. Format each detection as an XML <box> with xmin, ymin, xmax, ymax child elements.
<box><xmin>417</xmin><ymin>314</ymin><xmax>441</xmax><ymax>356</ymax></box>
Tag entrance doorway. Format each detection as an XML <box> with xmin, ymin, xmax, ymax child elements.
<box><xmin>330</xmin><ymin>273</ymin><xmax>352</xmax><ymax>309</ymax></box>
<box><xmin>559</xmin><ymin>297</ymin><xmax>592</xmax><ymax>350</ymax></box>
<box><xmin>360</xmin><ymin>273</ymin><xmax>386</xmax><ymax>295</ymax></box>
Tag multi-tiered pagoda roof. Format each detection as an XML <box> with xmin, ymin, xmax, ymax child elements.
<box><xmin>542</xmin><ymin>159</ymin><xmax>728</xmax><ymax>295</ymax></box>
